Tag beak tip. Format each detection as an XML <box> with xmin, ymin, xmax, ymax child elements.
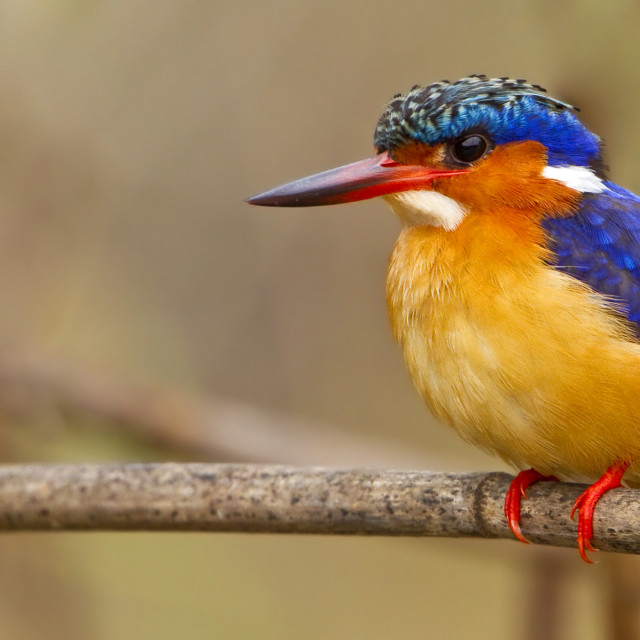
<box><xmin>246</xmin><ymin>191</ymin><xmax>289</xmax><ymax>207</ymax></box>
<box><xmin>245</xmin><ymin>194</ymin><xmax>263</xmax><ymax>206</ymax></box>
<box><xmin>246</xmin><ymin>189</ymin><xmax>317</xmax><ymax>207</ymax></box>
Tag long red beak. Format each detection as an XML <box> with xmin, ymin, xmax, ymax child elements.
<box><xmin>246</xmin><ymin>151</ymin><xmax>466</xmax><ymax>207</ymax></box>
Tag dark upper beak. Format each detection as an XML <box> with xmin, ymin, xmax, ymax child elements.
<box><xmin>246</xmin><ymin>151</ymin><xmax>466</xmax><ymax>207</ymax></box>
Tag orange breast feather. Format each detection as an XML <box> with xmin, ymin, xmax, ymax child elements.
<box><xmin>386</xmin><ymin>205</ymin><xmax>640</xmax><ymax>483</ymax></box>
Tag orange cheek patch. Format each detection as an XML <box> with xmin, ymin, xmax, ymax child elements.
<box><xmin>433</xmin><ymin>141</ymin><xmax>581</xmax><ymax>220</ymax></box>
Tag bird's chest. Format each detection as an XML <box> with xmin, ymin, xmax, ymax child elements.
<box><xmin>386</xmin><ymin>220</ymin><xmax>640</xmax><ymax>481</ymax></box>
<box><xmin>389</xmin><ymin>282</ymin><xmax>537</xmax><ymax>462</ymax></box>
<box><xmin>384</xmin><ymin>223</ymin><xmax>604</xmax><ymax>470</ymax></box>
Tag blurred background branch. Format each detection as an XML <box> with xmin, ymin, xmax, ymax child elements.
<box><xmin>0</xmin><ymin>349</ymin><xmax>435</xmax><ymax>468</ymax></box>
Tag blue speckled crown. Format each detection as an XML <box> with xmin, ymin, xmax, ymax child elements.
<box><xmin>374</xmin><ymin>75</ymin><xmax>601</xmax><ymax>167</ymax></box>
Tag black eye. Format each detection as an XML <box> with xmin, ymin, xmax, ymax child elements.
<box><xmin>450</xmin><ymin>134</ymin><xmax>490</xmax><ymax>164</ymax></box>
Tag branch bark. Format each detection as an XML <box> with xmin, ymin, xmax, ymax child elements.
<box><xmin>0</xmin><ymin>463</ymin><xmax>639</xmax><ymax>555</ymax></box>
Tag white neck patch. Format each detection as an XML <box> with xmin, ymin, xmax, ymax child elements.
<box><xmin>541</xmin><ymin>165</ymin><xmax>605</xmax><ymax>193</ymax></box>
<box><xmin>384</xmin><ymin>190</ymin><xmax>467</xmax><ymax>231</ymax></box>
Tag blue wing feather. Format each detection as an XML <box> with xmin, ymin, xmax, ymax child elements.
<box><xmin>543</xmin><ymin>183</ymin><xmax>640</xmax><ymax>328</ymax></box>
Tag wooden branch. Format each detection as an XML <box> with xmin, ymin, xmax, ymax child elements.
<box><xmin>0</xmin><ymin>463</ymin><xmax>639</xmax><ymax>555</ymax></box>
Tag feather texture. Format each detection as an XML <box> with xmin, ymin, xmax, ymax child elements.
<box><xmin>544</xmin><ymin>184</ymin><xmax>640</xmax><ymax>328</ymax></box>
<box><xmin>374</xmin><ymin>75</ymin><xmax>601</xmax><ymax>167</ymax></box>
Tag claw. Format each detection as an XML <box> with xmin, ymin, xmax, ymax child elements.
<box><xmin>571</xmin><ymin>461</ymin><xmax>630</xmax><ymax>563</ymax></box>
<box><xmin>505</xmin><ymin>469</ymin><xmax>558</xmax><ymax>543</ymax></box>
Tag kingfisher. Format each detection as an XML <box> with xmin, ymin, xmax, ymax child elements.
<box><xmin>247</xmin><ymin>74</ymin><xmax>640</xmax><ymax>562</ymax></box>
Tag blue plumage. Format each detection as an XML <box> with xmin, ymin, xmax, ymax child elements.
<box><xmin>374</xmin><ymin>75</ymin><xmax>601</xmax><ymax>167</ymax></box>
<box><xmin>543</xmin><ymin>185</ymin><xmax>640</xmax><ymax>329</ymax></box>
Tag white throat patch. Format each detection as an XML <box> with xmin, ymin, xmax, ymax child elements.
<box><xmin>384</xmin><ymin>190</ymin><xmax>467</xmax><ymax>231</ymax></box>
<box><xmin>541</xmin><ymin>165</ymin><xmax>605</xmax><ymax>193</ymax></box>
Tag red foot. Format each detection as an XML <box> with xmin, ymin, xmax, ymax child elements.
<box><xmin>570</xmin><ymin>461</ymin><xmax>630</xmax><ymax>563</ymax></box>
<box><xmin>505</xmin><ymin>469</ymin><xmax>558</xmax><ymax>543</ymax></box>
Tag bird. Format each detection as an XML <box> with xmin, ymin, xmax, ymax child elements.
<box><xmin>247</xmin><ymin>74</ymin><xmax>640</xmax><ymax>562</ymax></box>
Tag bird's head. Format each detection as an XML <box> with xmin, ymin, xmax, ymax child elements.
<box><xmin>248</xmin><ymin>75</ymin><xmax>605</xmax><ymax>231</ymax></box>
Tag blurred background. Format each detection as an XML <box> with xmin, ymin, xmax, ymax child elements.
<box><xmin>0</xmin><ymin>0</ymin><xmax>637</xmax><ymax>638</ymax></box>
